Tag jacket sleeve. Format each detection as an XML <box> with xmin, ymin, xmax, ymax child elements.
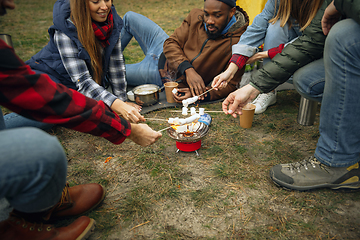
<box><xmin>249</xmin><ymin>0</ymin><xmax>329</xmax><ymax>93</ymax></box>
<box><xmin>232</xmin><ymin>0</ymin><xmax>278</xmax><ymax>57</ymax></box>
<box><xmin>0</xmin><ymin>41</ymin><xmax>131</xmax><ymax>145</ymax></box>
<box><xmin>334</xmin><ymin>0</ymin><xmax>360</xmax><ymax>24</ymax></box>
<box><xmin>163</xmin><ymin>9</ymin><xmax>194</xmax><ymax>75</ymax></box>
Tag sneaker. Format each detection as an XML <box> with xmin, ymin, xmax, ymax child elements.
<box><xmin>270</xmin><ymin>156</ymin><xmax>360</xmax><ymax>191</ymax></box>
<box><xmin>252</xmin><ymin>92</ymin><xmax>276</xmax><ymax>114</ymax></box>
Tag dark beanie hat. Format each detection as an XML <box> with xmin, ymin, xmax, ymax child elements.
<box><xmin>205</xmin><ymin>0</ymin><xmax>236</xmax><ymax>8</ymax></box>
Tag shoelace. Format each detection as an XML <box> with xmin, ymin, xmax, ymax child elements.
<box><xmin>10</xmin><ymin>213</ymin><xmax>52</xmax><ymax>232</ymax></box>
<box><xmin>288</xmin><ymin>156</ymin><xmax>329</xmax><ymax>174</ymax></box>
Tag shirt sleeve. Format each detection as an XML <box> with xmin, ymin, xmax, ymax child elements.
<box><xmin>0</xmin><ymin>40</ymin><xmax>131</xmax><ymax>145</ymax></box>
<box><xmin>108</xmin><ymin>38</ymin><xmax>127</xmax><ymax>101</ymax></box>
<box><xmin>54</xmin><ymin>30</ymin><xmax>118</xmax><ymax>107</ymax></box>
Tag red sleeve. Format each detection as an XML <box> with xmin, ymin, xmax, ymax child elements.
<box><xmin>267</xmin><ymin>44</ymin><xmax>285</xmax><ymax>59</ymax></box>
<box><xmin>229</xmin><ymin>54</ymin><xmax>249</xmax><ymax>70</ymax></box>
<box><xmin>0</xmin><ymin>40</ymin><xmax>131</xmax><ymax>145</ymax></box>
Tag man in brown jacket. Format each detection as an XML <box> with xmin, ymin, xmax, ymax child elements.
<box><xmin>121</xmin><ymin>0</ymin><xmax>249</xmax><ymax>102</ymax></box>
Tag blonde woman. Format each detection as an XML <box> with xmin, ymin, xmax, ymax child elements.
<box><xmin>212</xmin><ymin>0</ymin><xmax>324</xmax><ymax>114</ymax></box>
<box><xmin>23</xmin><ymin>0</ymin><xmax>144</xmax><ymax>125</ymax></box>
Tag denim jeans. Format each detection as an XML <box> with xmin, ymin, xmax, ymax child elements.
<box><xmin>4</xmin><ymin>112</ymin><xmax>53</xmax><ymax>130</ymax></box>
<box><xmin>293</xmin><ymin>59</ymin><xmax>325</xmax><ymax>102</ymax></box>
<box><xmin>0</xmin><ymin>109</ymin><xmax>67</xmax><ymax>214</ymax></box>
<box><xmin>311</xmin><ymin>19</ymin><xmax>360</xmax><ymax>167</ymax></box>
<box><xmin>121</xmin><ymin>11</ymin><xmax>168</xmax><ymax>87</ymax></box>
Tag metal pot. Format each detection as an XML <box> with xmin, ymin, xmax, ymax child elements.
<box><xmin>132</xmin><ymin>84</ymin><xmax>159</xmax><ymax>107</ymax></box>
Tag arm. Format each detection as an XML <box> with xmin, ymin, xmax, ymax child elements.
<box><xmin>0</xmin><ymin>40</ymin><xmax>161</xmax><ymax>146</ymax></box>
<box><xmin>163</xmin><ymin>9</ymin><xmax>207</xmax><ymax>97</ymax></box>
<box><xmin>55</xmin><ymin>31</ymin><xmax>143</xmax><ymax>123</ymax></box>
<box><xmin>333</xmin><ymin>0</ymin><xmax>360</xmax><ymax>24</ymax></box>
<box><xmin>249</xmin><ymin>1</ymin><xmax>328</xmax><ymax>93</ymax></box>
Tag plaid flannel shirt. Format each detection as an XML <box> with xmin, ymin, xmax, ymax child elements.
<box><xmin>54</xmin><ymin>30</ymin><xmax>127</xmax><ymax>108</ymax></box>
<box><xmin>0</xmin><ymin>40</ymin><xmax>131</xmax><ymax>145</ymax></box>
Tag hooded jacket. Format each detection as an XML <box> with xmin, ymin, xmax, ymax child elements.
<box><xmin>249</xmin><ymin>0</ymin><xmax>360</xmax><ymax>93</ymax></box>
<box><xmin>26</xmin><ymin>0</ymin><xmax>123</xmax><ymax>90</ymax></box>
<box><xmin>159</xmin><ymin>6</ymin><xmax>249</xmax><ymax>100</ymax></box>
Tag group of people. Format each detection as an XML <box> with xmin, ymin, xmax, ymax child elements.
<box><xmin>0</xmin><ymin>0</ymin><xmax>359</xmax><ymax>238</ymax></box>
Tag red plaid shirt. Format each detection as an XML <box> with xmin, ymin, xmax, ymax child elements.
<box><xmin>0</xmin><ymin>40</ymin><xmax>131</xmax><ymax>144</ymax></box>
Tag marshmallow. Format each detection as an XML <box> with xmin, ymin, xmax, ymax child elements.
<box><xmin>182</xmin><ymin>107</ymin><xmax>188</xmax><ymax>115</ymax></box>
<box><xmin>190</xmin><ymin>107</ymin><xmax>196</xmax><ymax>115</ymax></box>
<box><xmin>199</xmin><ymin>108</ymin><xmax>205</xmax><ymax>115</ymax></box>
<box><xmin>172</xmin><ymin>88</ymin><xmax>178</xmax><ymax>94</ymax></box>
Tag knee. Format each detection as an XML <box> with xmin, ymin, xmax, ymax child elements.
<box><xmin>23</xmin><ymin>128</ymin><xmax>67</xmax><ymax>173</ymax></box>
<box><xmin>326</xmin><ymin>19</ymin><xmax>360</xmax><ymax>51</ymax></box>
<box><xmin>123</xmin><ymin>11</ymin><xmax>136</xmax><ymax>25</ymax></box>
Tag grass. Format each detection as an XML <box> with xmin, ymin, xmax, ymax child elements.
<box><xmin>2</xmin><ymin>0</ymin><xmax>360</xmax><ymax>239</ymax></box>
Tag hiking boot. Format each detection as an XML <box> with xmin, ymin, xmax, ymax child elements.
<box><xmin>252</xmin><ymin>92</ymin><xmax>276</xmax><ymax>114</ymax></box>
<box><xmin>43</xmin><ymin>183</ymin><xmax>105</xmax><ymax>221</ymax></box>
<box><xmin>270</xmin><ymin>155</ymin><xmax>360</xmax><ymax>191</ymax></box>
<box><xmin>0</xmin><ymin>213</ymin><xmax>95</xmax><ymax>240</ymax></box>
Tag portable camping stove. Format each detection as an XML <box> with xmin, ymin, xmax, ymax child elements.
<box><xmin>167</xmin><ymin>122</ymin><xmax>209</xmax><ymax>156</ymax></box>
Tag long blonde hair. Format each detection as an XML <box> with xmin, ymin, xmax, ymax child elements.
<box><xmin>70</xmin><ymin>0</ymin><xmax>103</xmax><ymax>84</ymax></box>
<box><xmin>269</xmin><ymin>0</ymin><xmax>324</xmax><ymax>31</ymax></box>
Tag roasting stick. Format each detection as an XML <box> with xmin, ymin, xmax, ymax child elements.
<box><xmin>157</xmin><ymin>126</ymin><xmax>172</xmax><ymax>132</ymax></box>
<box><xmin>170</xmin><ymin>110</ymin><xmax>223</xmax><ymax>113</ymax></box>
<box><xmin>198</xmin><ymin>87</ymin><xmax>214</xmax><ymax>97</ymax></box>
<box><xmin>145</xmin><ymin>118</ymin><xmax>167</xmax><ymax>121</ymax></box>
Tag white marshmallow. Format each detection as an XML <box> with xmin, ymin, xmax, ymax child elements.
<box><xmin>172</xmin><ymin>88</ymin><xmax>178</xmax><ymax>94</ymax></box>
<box><xmin>190</xmin><ymin>107</ymin><xmax>196</xmax><ymax>115</ymax></box>
<box><xmin>199</xmin><ymin>108</ymin><xmax>205</xmax><ymax>115</ymax></box>
<box><xmin>182</xmin><ymin>107</ymin><xmax>188</xmax><ymax>115</ymax></box>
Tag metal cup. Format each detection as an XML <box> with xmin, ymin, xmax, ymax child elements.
<box><xmin>0</xmin><ymin>34</ymin><xmax>13</xmax><ymax>48</ymax></box>
<box><xmin>297</xmin><ymin>96</ymin><xmax>318</xmax><ymax>126</ymax></box>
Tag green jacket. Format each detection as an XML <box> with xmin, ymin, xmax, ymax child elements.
<box><xmin>249</xmin><ymin>0</ymin><xmax>360</xmax><ymax>93</ymax></box>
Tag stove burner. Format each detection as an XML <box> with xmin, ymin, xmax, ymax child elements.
<box><xmin>167</xmin><ymin>122</ymin><xmax>209</xmax><ymax>156</ymax></box>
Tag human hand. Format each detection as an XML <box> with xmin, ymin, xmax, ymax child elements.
<box><xmin>184</xmin><ymin>68</ymin><xmax>206</xmax><ymax>99</ymax></box>
<box><xmin>212</xmin><ymin>62</ymin><xmax>238</xmax><ymax>90</ymax></box>
<box><xmin>321</xmin><ymin>0</ymin><xmax>341</xmax><ymax>35</ymax></box>
<box><xmin>128</xmin><ymin>123</ymin><xmax>162</xmax><ymax>146</ymax></box>
<box><xmin>173</xmin><ymin>88</ymin><xmax>192</xmax><ymax>103</ymax></box>
<box><xmin>111</xmin><ymin>99</ymin><xmax>145</xmax><ymax>123</ymax></box>
<box><xmin>222</xmin><ymin>84</ymin><xmax>260</xmax><ymax>117</ymax></box>
<box><xmin>246</xmin><ymin>51</ymin><xmax>268</xmax><ymax>64</ymax></box>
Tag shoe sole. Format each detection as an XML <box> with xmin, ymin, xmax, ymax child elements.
<box><xmin>269</xmin><ymin>170</ymin><xmax>360</xmax><ymax>192</ymax></box>
<box><xmin>76</xmin><ymin>218</ymin><xmax>96</xmax><ymax>240</ymax></box>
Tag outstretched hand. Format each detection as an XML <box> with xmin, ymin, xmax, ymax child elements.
<box><xmin>111</xmin><ymin>99</ymin><xmax>145</xmax><ymax>123</ymax></box>
<box><xmin>128</xmin><ymin>123</ymin><xmax>162</xmax><ymax>146</ymax></box>
<box><xmin>222</xmin><ymin>84</ymin><xmax>260</xmax><ymax>117</ymax></box>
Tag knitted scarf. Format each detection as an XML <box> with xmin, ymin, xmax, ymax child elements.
<box><xmin>92</xmin><ymin>10</ymin><xmax>114</xmax><ymax>48</ymax></box>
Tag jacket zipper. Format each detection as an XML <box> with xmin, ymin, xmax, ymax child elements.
<box><xmin>190</xmin><ymin>38</ymin><xmax>209</xmax><ymax>64</ymax></box>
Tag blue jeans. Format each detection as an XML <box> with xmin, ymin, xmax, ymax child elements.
<box><xmin>0</xmin><ymin>109</ymin><xmax>67</xmax><ymax>213</ymax></box>
<box><xmin>310</xmin><ymin>19</ymin><xmax>360</xmax><ymax>167</ymax></box>
<box><xmin>293</xmin><ymin>59</ymin><xmax>325</xmax><ymax>102</ymax></box>
<box><xmin>263</xmin><ymin>20</ymin><xmax>300</xmax><ymax>66</ymax></box>
<box><xmin>121</xmin><ymin>11</ymin><xmax>168</xmax><ymax>87</ymax></box>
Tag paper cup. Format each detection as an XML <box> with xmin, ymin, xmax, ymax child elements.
<box><xmin>239</xmin><ymin>103</ymin><xmax>256</xmax><ymax>128</ymax></box>
<box><xmin>164</xmin><ymin>82</ymin><xmax>178</xmax><ymax>103</ymax></box>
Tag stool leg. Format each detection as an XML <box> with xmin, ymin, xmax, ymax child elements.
<box><xmin>297</xmin><ymin>96</ymin><xmax>318</xmax><ymax>126</ymax></box>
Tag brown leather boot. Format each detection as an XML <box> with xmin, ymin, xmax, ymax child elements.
<box><xmin>0</xmin><ymin>213</ymin><xmax>95</xmax><ymax>240</ymax></box>
<box><xmin>43</xmin><ymin>183</ymin><xmax>106</xmax><ymax>221</ymax></box>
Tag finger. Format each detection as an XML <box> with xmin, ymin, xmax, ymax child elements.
<box><xmin>222</xmin><ymin>98</ymin><xmax>231</xmax><ymax>114</ymax></box>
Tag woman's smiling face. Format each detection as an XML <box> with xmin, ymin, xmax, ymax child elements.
<box><xmin>89</xmin><ymin>0</ymin><xmax>112</xmax><ymax>22</ymax></box>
